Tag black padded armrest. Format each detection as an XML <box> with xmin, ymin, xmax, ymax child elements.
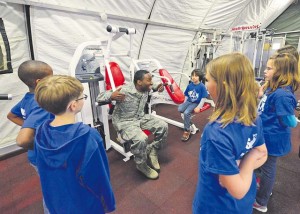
<box><xmin>96</xmin><ymin>100</ymin><xmax>112</xmax><ymax>106</ymax></box>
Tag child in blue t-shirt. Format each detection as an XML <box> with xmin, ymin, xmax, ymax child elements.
<box><xmin>34</xmin><ymin>75</ymin><xmax>115</xmax><ymax>214</ymax></box>
<box><xmin>254</xmin><ymin>53</ymin><xmax>300</xmax><ymax>212</ymax></box>
<box><xmin>192</xmin><ymin>53</ymin><xmax>268</xmax><ymax>214</ymax></box>
<box><xmin>7</xmin><ymin>60</ymin><xmax>54</xmax><ymax>164</ymax></box>
<box><xmin>7</xmin><ymin>60</ymin><xmax>53</xmax><ymax>150</ymax></box>
<box><xmin>178</xmin><ymin>69</ymin><xmax>208</xmax><ymax>141</ymax></box>
<box><xmin>7</xmin><ymin>60</ymin><xmax>53</xmax><ymax>213</ymax></box>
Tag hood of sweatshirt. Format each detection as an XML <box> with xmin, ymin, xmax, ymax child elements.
<box><xmin>35</xmin><ymin>120</ymin><xmax>90</xmax><ymax>168</ymax></box>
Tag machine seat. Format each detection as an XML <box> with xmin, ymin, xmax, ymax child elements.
<box><xmin>158</xmin><ymin>68</ymin><xmax>213</xmax><ymax>113</ymax></box>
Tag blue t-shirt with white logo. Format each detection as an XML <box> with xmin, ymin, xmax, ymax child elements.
<box><xmin>184</xmin><ymin>82</ymin><xmax>208</xmax><ymax>104</ymax></box>
<box><xmin>257</xmin><ymin>86</ymin><xmax>296</xmax><ymax>156</ymax></box>
<box><xmin>193</xmin><ymin>118</ymin><xmax>264</xmax><ymax>214</ymax></box>
<box><xmin>10</xmin><ymin>93</ymin><xmax>54</xmax><ymax>165</ymax></box>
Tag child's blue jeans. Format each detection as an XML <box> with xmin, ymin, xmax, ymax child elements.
<box><xmin>178</xmin><ymin>101</ymin><xmax>198</xmax><ymax>131</ymax></box>
<box><xmin>255</xmin><ymin>155</ymin><xmax>277</xmax><ymax>206</ymax></box>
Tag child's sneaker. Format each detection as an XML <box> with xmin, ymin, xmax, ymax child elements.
<box><xmin>253</xmin><ymin>200</ymin><xmax>267</xmax><ymax>213</ymax></box>
<box><xmin>180</xmin><ymin>113</ymin><xmax>184</xmax><ymax>120</ymax></box>
<box><xmin>181</xmin><ymin>131</ymin><xmax>191</xmax><ymax>142</ymax></box>
<box><xmin>296</xmin><ymin>100</ymin><xmax>300</xmax><ymax>111</ymax></box>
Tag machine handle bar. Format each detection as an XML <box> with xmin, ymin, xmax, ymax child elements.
<box><xmin>0</xmin><ymin>94</ymin><xmax>12</xmax><ymax>100</ymax></box>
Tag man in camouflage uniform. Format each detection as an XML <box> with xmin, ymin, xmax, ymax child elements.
<box><xmin>97</xmin><ymin>70</ymin><xmax>168</xmax><ymax>179</ymax></box>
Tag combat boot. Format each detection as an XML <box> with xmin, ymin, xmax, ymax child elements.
<box><xmin>149</xmin><ymin>148</ymin><xmax>160</xmax><ymax>172</ymax></box>
<box><xmin>136</xmin><ymin>162</ymin><xmax>159</xmax><ymax>180</ymax></box>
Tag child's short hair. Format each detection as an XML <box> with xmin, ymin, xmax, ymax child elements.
<box><xmin>191</xmin><ymin>69</ymin><xmax>206</xmax><ymax>84</ymax></box>
<box><xmin>18</xmin><ymin>60</ymin><xmax>53</xmax><ymax>89</ymax></box>
<box><xmin>206</xmin><ymin>52</ymin><xmax>258</xmax><ymax>127</ymax></box>
<box><xmin>35</xmin><ymin>75</ymin><xmax>84</xmax><ymax>115</ymax></box>
<box><xmin>276</xmin><ymin>45</ymin><xmax>299</xmax><ymax>62</ymax></box>
<box><xmin>268</xmin><ymin>53</ymin><xmax>300</xmax><ymax>92</ymax></box>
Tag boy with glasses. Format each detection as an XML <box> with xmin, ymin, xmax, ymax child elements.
<box><xmin>34</xmin><ymin>75</ymin><xmax>115</xmax><ymax>214</ymax></box>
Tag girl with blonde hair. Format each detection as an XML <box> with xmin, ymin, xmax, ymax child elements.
<box><xmin>193</xmin><ymin>53</ymin><xmax>267</xmax><ymax>214</ymax></box>
<box><xmin>254</xmin><ymin>53</ymin><xmax>300</xmax><ymax>212</ymax></box>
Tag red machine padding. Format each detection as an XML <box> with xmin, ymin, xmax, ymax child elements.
<box><xmin>158</xmin><ymin>69</ymin><xmax>185</xmax><ymax>104</ymax></box>
<box><xmin>143</xmin><ymin>129</ymin><xmax>151</xmax><ymax>136</ymax></box>
<box><xmin>199</xmin><ymin>102</ymin><xmax>211</xmax><ymax>112</ymax></box>
<box><xmin>105</xmin><ymin>62</ymin><xmax>125</xmax><ymax>90</ymax></box>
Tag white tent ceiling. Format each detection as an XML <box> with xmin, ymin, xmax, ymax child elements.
<box><xmin>0</xmin><ymin>0</ymin><xmax>295</xmax><ymax>148</ymax></box>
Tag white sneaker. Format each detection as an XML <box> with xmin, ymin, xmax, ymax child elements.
<box><xmin>180</xmin><ymin>113</ymin><xmax>184</xmax><ymax>120</ymax></box>
<box><xmin>253</xmin><ymin>200</ymin><xmax>267</xmax><ymax>213</ymax></box>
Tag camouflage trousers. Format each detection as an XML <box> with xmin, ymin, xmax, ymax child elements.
<box><xmin>115</xmin><ymin>116</ymin><xmax>168</xmax><ymax>164</ymax></box>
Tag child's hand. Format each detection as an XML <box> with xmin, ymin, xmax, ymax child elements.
<box><xmin>156</xmin><ymin>83</ymin><xmax>164</xmax><ymax>92</ymax></box>
<box><xmin>258</xmin><ymin>85</ymin><xmax>264</xmax><ymax>98</ymax></box>
<box><xmin>243</xmin><ymin>148</ymin><xmax>267</xmax><ymax>167</ymax></box>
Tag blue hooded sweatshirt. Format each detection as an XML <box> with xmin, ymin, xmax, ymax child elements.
<box><xmin>35</xmin><ymin>120</ymin><xmax>115</xmax><ymax>214</ymax></box>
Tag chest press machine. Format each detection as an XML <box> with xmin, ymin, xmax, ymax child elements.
<box><xmin>69</xmin><ymin>25</ymin><xmax>137</xmax><ymax>161</ymax></box>
<box><xmin>69</xmin><ymin>24</ymin><xmax>178</xmax><ymax>161</ymax></box>
<box><xmin>130</xmin><ymin>58</ymin><xmax>215</xmax><ymax>135</ymax></box>
<box><xmin>69</xmin><ymin>25</ymin><xmax>214</xmax><ymax>161</ymax></box>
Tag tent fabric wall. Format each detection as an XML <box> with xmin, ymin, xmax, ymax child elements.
<box><xmin>0</xmin><ymin>0</ymin><xmax>295</xmax><ymax>149</ymax></box>
<box><xmin>139</xmin><ymin>25</ymin><xmax>195</xmax><ymax>84</ymax></box>
<box><xmin>267</xmin><ymin>1</ymin><xmax>300</xmax><ymax>47</ymax></box>
<box><xmin>0</xmin><ymin>3</ymin><xmax>31</xmax><ymax>148</ymax></box>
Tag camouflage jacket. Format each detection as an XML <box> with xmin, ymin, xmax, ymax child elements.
<box><xmin>96</xmin><ymin>83</ymin><xmax>150</xmax><ymax>131</ymax></box>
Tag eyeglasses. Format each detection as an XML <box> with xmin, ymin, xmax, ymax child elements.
<box><xmin>75</xmin><ymin>94</ymin><xmax>88</xmax><ymax>101</ymax></box>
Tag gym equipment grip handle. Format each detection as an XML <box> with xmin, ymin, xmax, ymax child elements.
<box><xmin>169</xmin><ymin>85</ymin><xmax>174</xmax><ymax>94</ymax></box>
<box><xmin>0</xmin><ymin>94</ymin><xmax>12</xmax><ymax>100</ymax></box>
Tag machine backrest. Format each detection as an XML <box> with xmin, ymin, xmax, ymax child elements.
<box><xmin>105</xmin><ymin>62</ymin><xmax>125</xmax><ymax>90</ymax></box>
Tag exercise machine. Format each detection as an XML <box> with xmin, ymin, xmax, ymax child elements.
<box><xmin>69</xmin><ymin>25</ymin><xmax>136</xmax><ymax>161</ymax></box>
<box><xmin>189</xmin><ymin>31</ymin><xmax>222</xmax><ymax>74</ymax></box>
<box><xmin>130</xmin><ymin>58</ymin><xmax>214</xmax><ymax>134</ymax></box>
<box><xmin>230</xmin><ymin>27</ymin><xmax>285</xmax><ymax>78</ymax></box>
